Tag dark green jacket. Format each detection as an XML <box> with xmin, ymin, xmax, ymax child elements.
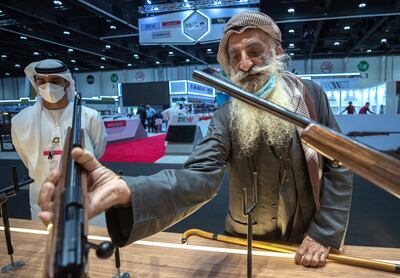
<box><xmin>106</xmin><ymin>79</ymin><xmax>353</xmax><ymax>250</ymax></box>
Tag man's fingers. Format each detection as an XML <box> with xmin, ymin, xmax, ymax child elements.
<box><xmin>301</xmin><ymin>250</ymin><xmax>314</xmax><ymax>266</ymax></box>
<box><xmin>38</xmin><ymin>181</ymin><xmax>56</xmax><ymax>211</ymax></box>
<box><xmin>294</xmin><ymin>243</ymin><xmax>307</xmax><ymax>264</ymax></box>
<box><xmin>71</xmin><ymin>147</ymin><xmax>101</xmax><ymax>172</ymax></box>
<box><xmin>44</xmin><ymin>169</ymin><xmax>60</xmax><ymax>184</ymax></box>
<box><xmin>310</xmin><ymin>251</ymin><xmax>322</xmax><ymax>267</ymax></box>
<box><xmin>38</xmin><ymin>211</ymin><xmax>53</xmax><ymax>227</ymax></box>
<box><xmin>318</xmin><ymin>250</ymin><xmax>329</xmax><ymax>267</ymax></box>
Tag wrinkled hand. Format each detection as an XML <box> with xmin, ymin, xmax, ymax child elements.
<box><xmin>294</xmin><ymin>236</ymin><xmax>330</xmax><ymax>267</ymax></box>
<box><xmin>38</xmin><ymin>147</ymin><xmax>131</xmax><ymax>226</ymax></box>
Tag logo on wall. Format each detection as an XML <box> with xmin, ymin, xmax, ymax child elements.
<box><xmin>183</xmin><ymin>11</ymin><xmax>210</xmax><ymax>41</ymax></box>
<box><xmin>135</xmin><ymin>71</ymin><xmax>145</xmax><ymax>82</ymax></box>
<box><xmin>320</xmin><ymin>61</ymin><xmax>333</xmax><ymax>73</ymax></box>
<box><xmin>110</xmin><ymin>73</ymin><xmax>119</xmax><ymax>83</ymax></box>
<box><xmin>86</xmin><ymin>75</ymin><xmax>95</xmax><ymax>84</ymax></box>
<box><xmin>357</xmin><ymin>61</ymin><xmax>369</xmax><ymax>72</ymax></box>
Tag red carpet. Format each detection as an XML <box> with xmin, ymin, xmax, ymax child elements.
<box><xmin>100</xmin><ymin>134</ymin><xmax>166</xmax><ymax>163</ymax></box>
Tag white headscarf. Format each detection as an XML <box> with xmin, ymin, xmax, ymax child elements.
<box><xmin>24</xmin><ymin>59</ymin><xmax>76</xmax><ymax>102</ymax></box>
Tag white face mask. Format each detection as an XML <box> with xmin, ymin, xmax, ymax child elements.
<box><xmin>38</xmin><ymin>83</ymin><xmax>66</xmax><ymax>103</ymax></box>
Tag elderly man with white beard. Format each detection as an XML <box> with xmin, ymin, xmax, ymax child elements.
<box><xmin>38</xmin><ymin>11</ymin><xmax>353</xmax><ymax>268</ymax></box>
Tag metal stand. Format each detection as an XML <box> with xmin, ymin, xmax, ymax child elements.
<box><xmin>0</xmin><ymin>167</ymin><xmax>34</xmax><ymax>273</ymax></box>
<box><xmin>242</xmin><ymin>172</ymin><xmax>258</xmax><ymax>278</ymax></box>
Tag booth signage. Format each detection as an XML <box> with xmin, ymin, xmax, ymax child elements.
<box><xmin>86</xmin><ymin>75</ymin><xmax>95</xmax><ymax>84</ymax></box>
<box><xmin>104</xmin><ymin>120</ymin><xmax>127</xmax><ymax>129</ymax></box>
<box><xmin>320</xmin><ymin>61</ymin><xmax>333</xmax><ymax>73</ymax></box>
<box><xmin>110</xmin><ymin>73</ymin><xmax>119</xmax><ymax>83</ymax></box>
<box><xmin>183</xmin><ymin>11</ymin><xmax>209</xmax><ymax>41</ymax></box>
<box><xmin>135</xmin><ymin>71</ymin><xmax>145</xmax><ymax>82</ymax></box>
<box><xmin>357</xmin><ymin>61</ymin><xmax>369</xmax><ymax>72</ymax></box>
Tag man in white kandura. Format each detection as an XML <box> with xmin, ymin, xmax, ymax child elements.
<box><xmin>11</xmin><ymin>59</ymin><xmax>107</xmax><ymax>219</ymax></box>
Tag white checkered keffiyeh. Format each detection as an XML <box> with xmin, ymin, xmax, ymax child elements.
<box><xmin>283</xmin><ymin>71</ymin><xmax>323</xmax><ymax>209</ymax></box>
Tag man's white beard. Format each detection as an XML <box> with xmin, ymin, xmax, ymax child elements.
<box><xmin>229</xmin><ymin>56</ymin><xmax>296</xmax><ymax>156</ymax></box>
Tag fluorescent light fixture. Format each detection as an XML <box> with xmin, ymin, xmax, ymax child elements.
<box><xmin>381</xmin><ymin>38</ymin><xmax>387</xmax><ymax>43</ymax></box>
<box><xmin>288</xmin><ymin>29</ymin><xmax>295</xmax><ymax>33</ymax></box>
<box><xmin>133</xmin><ymin>54</ymin><xmax>139</xmax><ymax>58</ymax></box>
<box><xmin>15</xmin><ymin>64</ymin><xmax>21</xmax><ymax>68</ymax></box>
<box><xmin>298</xmin><ymin>72</ymin><xmax>361</xmax><ymax>78</ymax></box>
<box><xmin>289</xmin><ymin>52</ymin><xmax>294</xmax><ymax>56</ymax></box>
<box><xmin>0</xmin><ymin>10</ymin><xmax>3</xmax><ymax>13</ymax></box>
<box><xmin>101</xmin><ymin>57</ymin><xmax>106</xmax><ymax>61</ymax></box>
<box><xmin>63</xmin><ymin>30</ymin><xmax>70</xmax><ymax>35</ymax></box>
<box><xmin>20</xmin><ymin>36</ymin><xmax>27</xmax><ymax>40</ymax></box>
<box><xmin>147</xmin><ymin>0</ymin><xmax>151</xmax><ymax>4</ymax></box>
<box><xmin>334</xmin><ymin>42</ymin><xmax>340</xmax><ymax>46</ymax></box>
<box><xmin>168</xmin><ymin>51</ymin><xmax>174</xmax><ymax>55</ymax></box>
<box><xmin>156</xmin><ymin>61</ymin><xmax>160</xmax><ymax>64</ymax></box>
<box><xmin>344</xmin><ymin>26</ymin><xmax>351</xmax><ymax>30</ymax></box>
<box><xmin>53</xmin><ymin>0</ymin><xmax>62</xmax><ymax>5</ymax></box>
<box><xmin>5</xmin><ymin>73</ymin><xmax>10</xmax><ymax>76</ymax></box>
<box><xmin>110</xmin><ymin>25</ymin><xmax>117</xmax><ymax>30</ymax></box>
<box><xmin>74</xmin><ymin>67</ymin><xmax>79</xmax><ymax>70</ymax></box>
<box><xmin>100</xmin><ymin>65</ymin><xmax>105</xmax><ymax>69</ymax></box>
<box><xmin>206</xmin><ymin>48</ymin><xmax>212</xmax><ymax>52</ymax></box>
<box><xmin>214</xmin><ymin>0</ymin><xmax>222</xmax><ymax>4</ymax></box>
<box><xmin>68</xmin><ymin>48</ymin><xmax>74</xmax><ymax>52</ymax></box>
<box><xmin>186</xmin><ymin>58</ymin><xmax>190</xmax><ymax>62</ymax></box>
<box><xmin>288</xmin><ymin>8</ymin><xmax>295</xmax><ymax>13</ymax></box>
<box><xmin>33</xmin><ymin>51</ymin><xmax>39</xmax><ymax>56</ymax></box>
<box><xmin>184</xmin><ymin>0</ymin><xmax>188</xmax><ymax>2</ymax></box>
<box><xmin>127</xmin><ymin>63</ymin><xmax>132</xmax><ymax>66</ymax></box>
<box><xmin>358</xmin><ymin>3</ymin><xmax>366</xmax><ymax>8</ymax></box>
<box><xmin>105</xmin><ymin>45</ymin><xmax>111</xmax><ymax>49</ymax></box>
<box><xmin>71</xmin><ymin>59</ymin><xmax>76</xmax><ymax>63</ymax></box>
<box><xmin>154</xmin><ymin>7</ymin><xmax>159</xmax><ymax>11</ymax></box>
<box><xmin>289</xmin><ymin>43</ymin><xmax>294</xmax><ymax>48</ymax></box>
<box><xmin>185</xmin><ymin>3</ymin><xmax>191</xmax><ymax>7</ymax></box>
<box><xmin>1</xmin><ymin>54</ymin><xmax>7</xmax><ymax>58</ymax></box>
<box><xmin>367</xmin><ymin>49</ymin><xmax>372</xmax><ymax>53</ymax></box>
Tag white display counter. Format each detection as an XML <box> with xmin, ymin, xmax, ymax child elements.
<box><xmin>103</xmin><ymin>118</ymin><xmax>147</xmax><ymax>142</ymax></box>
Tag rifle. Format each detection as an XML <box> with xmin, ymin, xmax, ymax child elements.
<box><xmin>44</xmin><ymin>93</ymin><xmax>114</xmax><ymax>278</ymax></box>
<box><xmin>192</xmin><ymin>69</ymin><xmax>400</xmax><ymax>198</ymax></box>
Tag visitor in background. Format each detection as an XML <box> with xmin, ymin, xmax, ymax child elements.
<box><xmin>359</xmin><ymin>102</ymin><xmax>375</xmax><ymax>114</ymax></box>
<box><xmin>145</xmin><ymin>105</ymin><xmax>156</xmax><ymax>132</ymax></box>
<box><xmin>340</xmin><ymin>101</ymin><xmax>356</xmax><ymax>114</ymax></box>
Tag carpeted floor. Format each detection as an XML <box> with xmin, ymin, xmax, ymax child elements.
<box><xmin>100</xmin><ymin>134</ymin><xmax>166</xmax><ymax>163</ymax></box>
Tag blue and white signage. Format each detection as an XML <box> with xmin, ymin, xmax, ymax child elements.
<box><xmin>139</xmin><ymin>7</ymin><xmax>258</xmax><ymax>45</ymax></box>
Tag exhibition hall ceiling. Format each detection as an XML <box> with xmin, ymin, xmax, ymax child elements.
<box><xmin>0</xmin><ymin>0</ymin><xmax>399</xmax><ymax>76</ymax></box>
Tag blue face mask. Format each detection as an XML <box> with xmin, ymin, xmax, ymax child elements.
<box><xmin>254</xmin><ymin>73</ymin><xmax>276</xmax><ymax>99</ymax></box>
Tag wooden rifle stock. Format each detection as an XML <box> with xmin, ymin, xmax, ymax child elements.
<box><xmin>193</xmin><ymin>69</ymin><xmax>400</xmax><ymax>198</ymax></box>
<box><xmin>301</xmin><ymin>124</ymin><xmax>400</xmax><ymax>198</ymax></box>
<box><xmin>44</xmin><ymin>94</ymin><xmax>89</xmax><ymax>278</ymax></box>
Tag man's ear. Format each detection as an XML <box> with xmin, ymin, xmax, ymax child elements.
<box><xmin>275</xmin><ymin>45</ymin><xmax>284</xmax><ymax>55</ymax></box>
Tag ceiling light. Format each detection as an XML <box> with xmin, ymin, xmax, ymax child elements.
<box><xmin>5</xmin><ymin>73</ymin><xmax>10</xmax><ymax>76</ymax></box>
<box><xmin>344</xmin><ymin>26</ymin><xmax>350</xmax><ymax>30</ymax></box>
<box><xmin>33</xmin><ymin>51</ymin><xmax>39</xmax><ymax>56</ymax></box>
<box><xmin>334</xmin><ymin>42</ymin><xmax>340</xmax><ymax>46</ymax></box>
<box><xmin>154</xmin><ymin>7</ymin><xmax>159</xmax><ymax>11</ymax></box>
<box><xmin>0</xmin><ymin>10</ymin><xmax>3</xmax><ymax>14</ymax></box>
<box><xmin>156</xmin><ymin>61</ymin><xmax>160</xmax><ymax>64</ymax></box>
<box><xmin>184</xmin><ymin>0</ymin><xmax>188</xmax><ymax>2</ymax></box>
<box><xmin>15</xmin><ymin>64</ymin><xmax>21</xmax><ymax>68</ymax></box>
<box><xmin>20</xmin><ymin>36</ymin><xmax>27</xmax><ymax>40</ymax></box>
<box><xmin>100</xmin><ymin>65</ymin><xmax>105</xmax><ymax>69</ymax></box>
<box><xmin>168</xmin><ymin>51</ymin><xmax>174</xmax><ymax>55</ymax></box>
<box><xmin>127</xmin><ymin>63</ymin><xmax>132</xmax><ymax>67</ymax></box>
<box><xmin>68</xmin><ymin>48</ymin><xmax>74</xmax><ymax>52</ymax></box>
<box><xmin>288</xmin><ymin>29</ymin><xmax>295</xmax><ymax>33</ymax></box>
<box><xmin>289</xmin><ymin>43</ymin><xmax>294</xmax><ymax>48</ymax></box>
<box><xmin>63</xmin><ymin>31</ymin><xmax>70</xmax><ymax>35</ymax></box>
<box><xmin>288</xmin><ymin>8</ymin><xmax>295</xmax><ymax>13</ymax></box>
<box><xmin>358</xmin><ymin>3</ymin><xmax>366</xmax><ymax>8</ymax></box>
<box><xmin>71</xmin><ymin>59</ymin><xmax>76</xmax><ymax>63</ymax></box>
<box><xmin>381</xmin><ymin>38</ymin><xmax>387</xmax><ymax>43</ymax></box>
<box><xmin>1</xmin><ymin>54</ymin><xmax>7</xmax><ymax>58</ymax></box>
<box><xmin>214</xmin><ymin>0</ymin><xmax>222</xmax><ymax>4</ymax></box>
<box><xmin>74</xmin><ymin>67</ymin><xmax>79</xmax><ymax>70</ymax></box>
<box><xmin>133</xmin><ymin>54</ymin><xmax>139</xmax><ymax>58</ymax></box>
<box><xmin>206</xmin><ymin>48</ymin><xmax>212</xmax><ymax>52</ymax></box>
<box><xmin>101</xmin><ymin>57</ymin><xmax>106</xmax><ymax>61</ymax></box>
<box><xmin>147</xmin><ymin>0</ymin><xmax>151</xmax><ymax>4</ymax></box>
<box><xmin>367</xmin><ymin>49</ymin><xmax>372</xmax><ymax>53</ymax></box>
<box><xmin>185</xmin><ymin>3</ymin><xmax>191</xmax><ymax>7</ymax></box>
<box><xmin>289</xmin><ymin>53</ymin><xmax>294</xmax><ymax>56</ymax></box>
<box><xmin>110</xmin><ymin>25</ymin><xmax>117</xmax><ymax>30</ymax></box>
<box><xmin>186</xmin><ymin>58</ymin><xmax>190</xmax><ymax>62</ymax></box>
<box><xmin>105</xmin><ymin>45</ymin><xmax>111</xmax><ymax>49</ymax></box>
<box><xmin>53</xmin><ymin>0</ymin><xmax>63</xmax><ymax>5</ymax></box>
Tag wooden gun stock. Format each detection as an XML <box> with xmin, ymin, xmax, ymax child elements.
<box><xmin>301</xmin><ymin>124</ymin><xmax>400</xmax><ymax>198</ymax></box>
